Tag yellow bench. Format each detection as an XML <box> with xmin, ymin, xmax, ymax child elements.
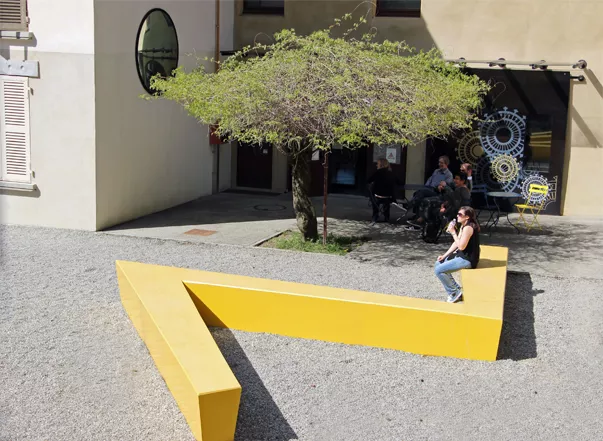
<box><xmin>116</xmin><ymin>244</ymin><xmax>508</xmax><ymax>441</ymax></box>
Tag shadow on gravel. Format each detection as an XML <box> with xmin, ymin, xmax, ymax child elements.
<box><xmin>497</xmin><ymin>272</ymin><xmax>544</xmax><ymax>361</ymax></box>
<box><xmin>211</xmin><ymin>328</ymin><xmax>298</xmax><ymax>441</ymax></box>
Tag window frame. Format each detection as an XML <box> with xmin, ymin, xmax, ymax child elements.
<box><xmin>134</xmin><ymin>8</ymin><xmax>180</xmax><ymax>95</ymax></box>
<box><xmin>0</xmin><ymin>0</ymin><xmax>29</xmax><ymax>32</ymax></box>
<box><xmin>375</xmin><ymin>0</ymin><xmax>421</xmax><ymax>18</ymax></box>
<box><xmin>242</xmin><ymin>0</ymin><xmax>285</xmax><ymax>16</ymax></box>
<box><xmin>0</xmin><ymin>75</ymin><xmax>32</xmax><ymax>184</ymax></box>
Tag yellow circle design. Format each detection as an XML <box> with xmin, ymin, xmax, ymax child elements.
<box><xmin>491</xmin><ymin>154</ymin><xmax>520</xmax><ymax>183</ymax></box>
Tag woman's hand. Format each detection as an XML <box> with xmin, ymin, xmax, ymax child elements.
<box><xmin>446</xmin><ymin>222</ymin><xmax>456</xmax><ymax>234</ymax></box>
<box><xmin>437</xmin><ymin>255</ymin><xmax>446</xmax><ymax>262</ymax></box>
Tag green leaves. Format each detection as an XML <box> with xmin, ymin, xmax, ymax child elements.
<box><xmin>150</xmin><ymin>13</ymin><xmax>490</xmax><ymax>155</ymax></box>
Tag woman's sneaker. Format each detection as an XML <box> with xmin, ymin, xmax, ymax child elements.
<box><xmin>447</xmin><ymin>290</ymin><xmax>463</xmax><ymax>303</ymax></box>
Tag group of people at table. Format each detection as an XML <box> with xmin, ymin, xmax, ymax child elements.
<box><xmin>367</xmin><ymin>155</ymin><xmax>480</xmax><ymax>303</ymax></box>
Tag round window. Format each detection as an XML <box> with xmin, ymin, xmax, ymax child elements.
<box><xmin>135</xmin><ymin>9</ymin><xmax>179</xmax><ymax>94</ymax></box>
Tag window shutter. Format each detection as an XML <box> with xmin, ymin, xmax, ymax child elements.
<box><xmin>0</xmin><ymin>0</ymin><xmax>28</xmax><ymax>31</ymax></box>
<box><xmin>1</xmin><ymin>76</ymin><xmax>31</xmax><ymax>182</ymax></box>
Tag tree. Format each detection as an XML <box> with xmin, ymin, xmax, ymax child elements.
<box><xmin>149</xmin><ymin>13</ymin><xmax>489</xmax><ymax>241</ymax></box>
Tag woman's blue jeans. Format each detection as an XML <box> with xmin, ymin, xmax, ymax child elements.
<box><xmin>434</xmin><ymin>256</ymin><xmax>471</xmax><ymax>296</ymax></box>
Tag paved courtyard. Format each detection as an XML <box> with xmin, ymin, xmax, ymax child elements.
<box><xmin>2</xmin><ymin>196</ymin><xmax>603</xmax><ymax>440</ymax></box>
<box><xmin>105</xmin><ymin>192</ymin><xmax>603</xmax><ymax>279</ymax></box>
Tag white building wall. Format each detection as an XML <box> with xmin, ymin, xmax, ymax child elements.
<box><xmin>94</xmin><ymin>0</ymin><xmax>224</xmax><ymax>230</ymax></box>
<box><xmin>0</xmin><ymin>0</ymin><xmax>97</xmax><ymax>229</ymax></box>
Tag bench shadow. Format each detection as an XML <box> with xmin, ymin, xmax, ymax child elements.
<box><xmin>497</xmin><ymin>271</ymin><xmax>544</xmax><ymax>361</ymax></box>
<box><xmin>210</xmin><ymin>328</ymin><xmax>299</xmax><ymax>441</ymax></box>
<box><xmin>476</xmin><ymin>258</ymin><xmax>507</xmax><ymax>269</ymax></box>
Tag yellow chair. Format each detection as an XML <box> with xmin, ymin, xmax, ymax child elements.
<box><xmin>515</xmin><ymin>184</ymin><xmax>548</xmax><ymax>231</ymax></box>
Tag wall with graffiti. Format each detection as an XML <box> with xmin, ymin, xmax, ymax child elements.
<box><xmin>426</xmin><ymin>68</ymin><xmax>570</xmax><ymax>215</ymax></box>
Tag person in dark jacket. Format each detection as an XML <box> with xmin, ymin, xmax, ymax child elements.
<box><xmin>367</xmin><ymin>158</ymin><xmax>397</xmax><ymax>224</ymax></box>
<box><xmin>460</xmin><ymin>163</ymin><xmax>473</xmax><ymax>191</ymax></box>
<box><xmin>440</xmin><ymin>172</ymin><xmax>472</xmax><ymax>218</ymax></box>
<box><xmin>406</xmin><ymin>172</ymin><xmax>472</xmax><ymax>231</ymax></box>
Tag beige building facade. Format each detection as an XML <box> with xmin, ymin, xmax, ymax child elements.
<box><xmin>0</xmin><ymin>0</ymin><xmax>235</xmax><ymax>230</ymax></box>
<box><xmin>233</xmin><ymin>0</ymin><xmax>603</xmax><ymax>217</ymax></box>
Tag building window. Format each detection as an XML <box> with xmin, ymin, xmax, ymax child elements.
<box><xmin>0</xmin><ymin>76</ymin><xmax>31</xmax><ymax>183</ymax></box>
<box><xmin>0</xmin><ymin>0</ymin><xmax>28</xmax><ymax>31</ymax></box>
<box><xmin>243</xmin><ymin>0</ymin><xmax>285</xmax><ymax>15</ymax></box>
<box><xmin>135</xmin><ymin>9</ymin><xmax>179</xmax><ymax>95</ymax></box>
<box><xmin>376</xmin><ymin>0</ymin><xmax>421</xmax><ymax>17</ymax></box>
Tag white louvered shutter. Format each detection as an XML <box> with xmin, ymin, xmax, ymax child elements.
<box><xmin>0</xmin><ymin>76</ymin><xmax>31</xmax><ymax>182</ymax></box>
<box><xmin>0</xmin><ymin>0</ymin><xmax>28</xmax><ymax>31</ymax></box>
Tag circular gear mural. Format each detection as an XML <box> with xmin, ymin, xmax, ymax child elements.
<box><xmin>521</xmin><ymin>173</ymin><xmax>549</xmax><ymax>204</ymax></box>
<box><xmin>475</xmin><ymin>156</ymin><xmax>520</xmax><ymax>193</ymax></box>
<box><xmin>491</xmin><ymin>154</ymin><xmax>521</xmax><ymax>183</ymax></box>
<box><xmin>479</xmin><ymin>107</ymin><xmax>527</xmax><ymax>159</ymax></box>
<box><xmin>455</xmin><ymin>131</ymin><xmax>484</xmax><ymax>166</ymax></box>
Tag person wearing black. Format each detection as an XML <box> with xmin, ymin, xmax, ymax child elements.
<box><xmin>434</xmin><ymin>206</ymin><xmax>481</xmax><ymax>303</ymax></box>
<box><xmin>439</xmin><ymin>172</ymin><xmax>471</xmax><ymax>218</ymax></box>
<box><xmin>406</xmin><ymin>172</ymin><xmax>471</xmax><ymax>231</ymax></box>
<box><xmin>367</xmin><ymin>158</ymin><xmax>397</xmax><ymax>225</ymax></box>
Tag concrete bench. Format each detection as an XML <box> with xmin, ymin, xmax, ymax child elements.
<box><xmin>116</xmin><ymin>245</ymin><xmax>508</xmax><ymax>441</ymax></box>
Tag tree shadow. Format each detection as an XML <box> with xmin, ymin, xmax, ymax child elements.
<box><xmin>210</xmin><ymin>328</ymin><xmax>299</xmax><ymax>441</ymax></box>
<box><xmin>497</xmin><ymin>271</ymin><xmax>544</xmax><ymax>361</ymax></box>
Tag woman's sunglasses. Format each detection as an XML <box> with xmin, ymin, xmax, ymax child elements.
<box><xmin>457</xmin><ymin>212</ymin><xmax>466</xmax><ymax>217</ymax></box>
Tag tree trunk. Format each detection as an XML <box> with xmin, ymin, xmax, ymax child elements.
<box><xmin>291</xmin><ymin>148</ymin><xmax>318</xmax><ymax>241</ymax></box>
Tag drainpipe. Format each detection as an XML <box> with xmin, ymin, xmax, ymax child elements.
<box><xmin>215</xmin><ymin>0</ymin><xmax>220</xmax><ymax>74</ymax></box>
<box><xmin>212</xmin><ymin>0</ymin><xmax>221</xmax><ymax>194</ymax></box>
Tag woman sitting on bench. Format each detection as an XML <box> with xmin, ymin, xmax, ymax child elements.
<box><xmin>434</xmin><ymin>206</ymin><xmax>481</xmax><ymax>303</ymax></box>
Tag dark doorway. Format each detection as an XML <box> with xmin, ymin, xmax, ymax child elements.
<box><xmin>236</xmin><ymin>143</ymin><xmax>273</xmax><ymax>189</ymax></box>
<box><xmin>293</xmin><ymin>146</ymin><xmax>407</xmax><ymax>198</ymax></box>
<box><xmin>328</xmin><ymin>147</ymin><xmax>368</xmax><ymax>195</ymax></box>
<box><xmin>425</xmin><ymin>69</ymin><xmax>570</xmax><ymax>215</ymax></box>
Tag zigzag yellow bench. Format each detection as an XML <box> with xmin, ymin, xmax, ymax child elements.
<box><xmin>116</xmin><ymin>244</ymin><xmax>508</xmax><ymax>441</ymax></box>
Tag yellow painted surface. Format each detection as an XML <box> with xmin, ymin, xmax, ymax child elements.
<box><xmin>116</xmin><ymin>245</ymin><xmax>508</xmax><ymax>440</ymax></box>
<box><xmin>116</xmin><ymin>262</ymin><xmax>242</xmax><ymax>441</ymax></box>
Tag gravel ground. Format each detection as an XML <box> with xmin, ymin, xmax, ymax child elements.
<box><xmin>1</xmin><ymin>225</ymin><xmax>602</xmax><ymax>441</ymax></box>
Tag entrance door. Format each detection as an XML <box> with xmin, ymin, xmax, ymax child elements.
<box><xmin>236</xmin><ymin>143</ymin><xmax>272</xmax><ymax>189</ymax></box>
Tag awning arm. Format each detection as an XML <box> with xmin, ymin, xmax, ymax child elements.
<box><xmin>445</xmin><ymin>58</ymin><xmax>587</xmax><ymax>70</ymax></box>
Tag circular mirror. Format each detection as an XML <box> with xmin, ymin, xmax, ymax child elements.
<box><xmin>135</xmin><ymin>9</ymin><xmax>179</xmax><ymax>94</ymax></box>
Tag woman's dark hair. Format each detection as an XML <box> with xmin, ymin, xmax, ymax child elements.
<box><xmin>459</xmin><ymin>206</ymin><xmax>480</xmax><ymax>232</ymax></box>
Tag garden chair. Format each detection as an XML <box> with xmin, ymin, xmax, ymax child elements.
<box><xmin>514</xmin><ymin>184</ymin><xmax>548</xmax><ymax>231</ymax></box>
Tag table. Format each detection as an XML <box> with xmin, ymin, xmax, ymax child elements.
<box><xmin>485</xmin><ymin>191</ymin><xmax>522</xmax><ymax>233</ymax></box>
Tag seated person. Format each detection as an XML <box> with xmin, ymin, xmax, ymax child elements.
<box><xmin>405</xmin><ymin>155</ymin><xmax>454</xmax><ymax>217</ymax></box>
<box><xmin>367</xmin><ymin>158</ymin><xmax>397</xmax><ymax>224</ymax></box>
<box><xmin>406</xmin><ymin>173</ymin><xmax>470</xmax><ymax>230</ymax></box>
<box><xmin>460</xmin><ymin>163</ymin><xmax>473</xmax><ymax>191</ymax></box>
<box><xmin>440</xmin><ymin>172</ymin><xmax>472</xmax><ymax>219</ymax></box>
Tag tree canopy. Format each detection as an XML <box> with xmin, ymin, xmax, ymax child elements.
<box><xmin>150</xmin><ymin>15</ymin><xmax>488</xmax><ymax>153</ymax></box>
<box><xmin>149</xmin><ymin>14</ymin><xmax>490</xmax><ymax>240</ymax></box>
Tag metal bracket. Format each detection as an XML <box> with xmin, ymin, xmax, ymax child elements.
<box><xmin>0</xmin><ymin>31</ymin><xmax>34</xmax><ymax>40</ymax></box>
<box><xmin>0</xmin><ymin>56</ymin><xmax>39</xmax><ymax>78</ymax></box>
<box><xmin>447</xmin><ymin>58</ymin><xmax>588</xmax><ymax>71</ymax></box>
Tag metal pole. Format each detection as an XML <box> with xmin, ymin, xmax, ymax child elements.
<box><xmin>445</xmin><ymin>58</ymin><xmax>587</xmax><ymax>70</ymax></box>
<box><xmin>215</xmin><ymin>0</ymin><xmax>220</xmax><ymax>72</ymax></box>
<box><xmin>212</xmin><ymin>0</ymin><xmax>220</xmax><ymax>194</ymax></box>
<box><xmin>323</xmin><ymin>151</ymin><xmax>329</xmax><ymax>246</ymax></box>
